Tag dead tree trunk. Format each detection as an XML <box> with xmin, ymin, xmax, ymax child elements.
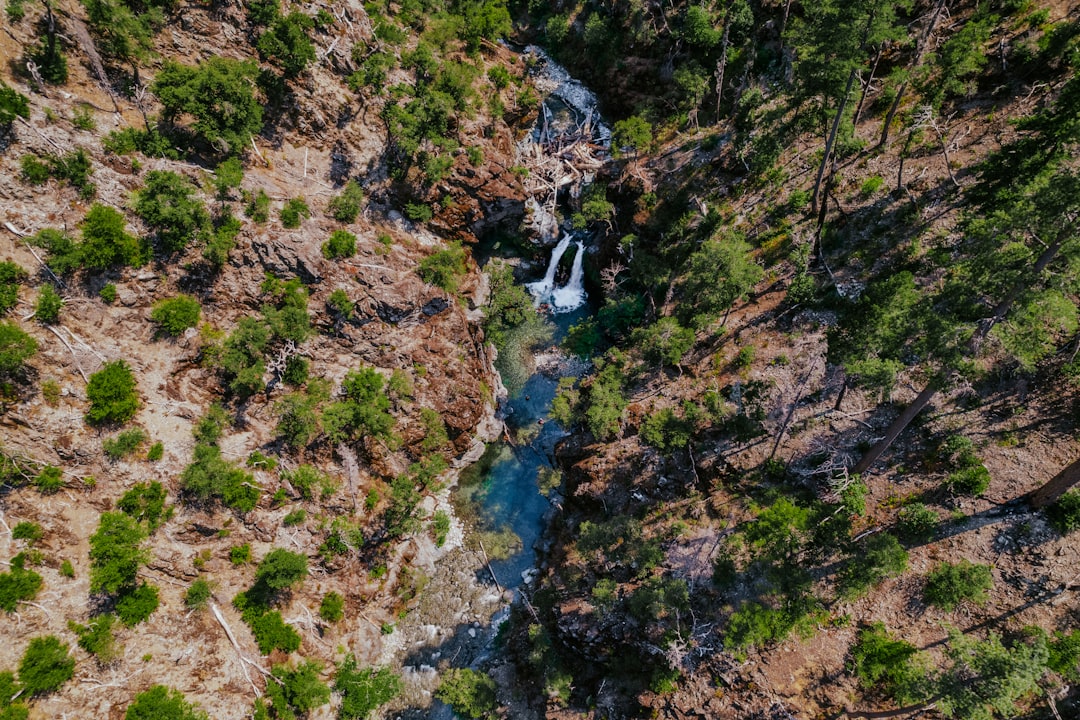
<box><xmin>1030</xmin><ymin>457</ymin><xmax>1080</xmax><ymax>508</ymax></box>
<box><xmin>851</xmin><ymin>381</ymin><xmax>938</xmax><ymax>475</ymax></box>
<box><xmin>714</xmin><ymin>2</ymin><xmax>733</xmax><ymax>121</ymax></box>
<box><xmin>878</xmin><ymin>0</ymin><xmax>948</xmax><ymax>148</ymax></box>
<box><xmin>811</xmin><ymin>69</ymin><xmax>858</xmax><ymax>215</ymax></box>
<box><xmin>852</xmin><ymin>46</ymin><xmax>883</xmax><ymax>127</ymax></box>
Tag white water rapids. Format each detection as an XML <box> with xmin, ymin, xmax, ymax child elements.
<box><xmin>526</xmin><ymin>234</ymin><xmax>587</xmax><ymax>312</ymax></box>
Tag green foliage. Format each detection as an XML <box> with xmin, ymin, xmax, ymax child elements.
<box><xmin>432</xmin><ymin>510</ymin><xmax>451</xmax><ymax>547</ymax></box>
<box><xmin>146</xmin><ymin>441</ymin><xmax>164</xmax><ymax>461</ymax></box>
<box><xmin>248</xmin><ymin>610</ymin><xmax>301</xmax><ymax>655</ymax></box>
<box><xmin>103</xmin><ymin>428</ymin><xmax>148</xmax><ymax>461</ymax></box>
<box><xmin>101</xmin><ymin>285</ymin><xmax>117</xmax><ymax>306</ymax></box>
<box><xmin>0</xmin><ymin>322</ymin><xmax>37</xmax><ymax>377</ymax></box>
<box><xmin>335</xmin><ymin>658</ymin><xmax>402</xmax><ymax>720</ymax></box>
<box><xmin>584</xmin><ymin>363</ymin><xmax>627</xmax><ymax>440</ymax></box>
<box><xmin>80</xmin><ymin>0</ymin><xmax>157</xmax><ymax>64</ymax></box>
<box><xmin>89</xmin><ymin>511</ymin><xmax>148</xmax><ymax>595</ymax></box>
<box><xmin>838</xmin><ymin>533</ymin><xmax>908</xmax><ymax>599</ymax></box>
<box><xmin>327</xmin><ymin>180</ymin><xmax>364</xmax><ymax>223</ymax></box>
<box><xmin>1046</xmin><ymin>489</ymin><xmax>1080</xmax><ymax>534</ymax></box>
<box><xmin>745</xmin><ymin>497</ymin><xmax>812</xmax><ymax>562</ymax></box>
<box><xmin>116</xmin><ymin>582</ymin><xmax>159</xmax><ymax>626</ymax></box>
<box><xmin>945</xmin><ymin>465</ymin><xmax>991</xmax><ymax>496</ymax></box>
<box><xmin>282</xmin><ymin>355</ymin><xmax>309</xmax><ymax>386</ymax></box>
<box><xmin>0</xmin><ymin>566</ymin><xmax>42</xmax><ymax>612</ymax></box>
<box><xmin>153</xmin><ymin>58</ymin><xmax>264</xmax><ymax>155</ymax></box>
<box><xmin>230</xmin><ymin>544</ymin><xmax>252</xmax><ymax>565</ymax></box>
<box><xmin>0</xmin><ymin>262</ymin><xmax>26</xmax><ymax>315</ymax></box>
<box><xmin>0</xmin><ymin>670</ymin><xmax>28</xmax><ymax>719</ymax></box>
<box><xmin>79</xmin><ymin>204</ymin><xmax>145</xmax><ymax>270</ymax></box>
<box><xmin>216</xmin><ymin>317</ymin><xmax>269</xmax><ymax>397</ymax></box>
<box><xmin>279</xmin><ymin>197</ymin><xmax>311</xmax><ymax>228</ymax></box>
<box><xmin>281</xmin><ymin>465</ymin><xmax>335</xmax><ymax>501</ymax></box>
<box><xmin>125</xmin><ymin>685</ymin><xmax>209</xmax><ymax>720</ymax></box>
<box><xmin>419</xmin><ymin>408</ymin><xmax>449</xmax><ymax>452</ymax></box>
<box><xmin>20</xmin><ymin>149</ymin><xmax>95</xmax><ymax>198</ymax></box>
<box><xmin>849</xmin><ymin>623</ymin><xmax>927</xmax><ymax>703</ymax></box>
<box><xmin>40</xmin><ymin>378</ymin><xmax>60</xmax><ymax>406</ymax></box>
<box><xmin>117</xmin><ymin>481</ymin><xmax>169</xmax><ymax>532</ymax></box>
<box><xmin>261</xmin><ymin>276</ymin><xmax>311</xmax><ymax>343</ymax></box>
<box><xmin>275</xmin><ymin>393</ymin><xmax>319</xmax><ymax>449</ymax></box>
<box><xmin>18</xmin><ymin>636</ymin><xmax>74</xmax><ymax>696</ymax></box>
<box><xmin>677</xmin><ymin>231</ymin><xmax>763</xmax><ymax>329</ymax></box>
<box><xmin>102</xmin><ymin>126</ymin><xmax>180</xmax><ymax>159</ymax></box>
<box><xmin>419</xmin><ymin>243</ymin><xmax>467</xmax><ymax>293</ymax></box>
<box><xmin>327</xmin><ymin>289</ymin><xmax>354</xmax><ymax>320</ymax></box>
<box><xmin>256</xmin><ymin>548</ymin><xmax>307</xmax><ymax>590</ymax></box>
<box><xmin>723</xmin><ymin>593</ymin><xmax>822</xmax><ymax>651</ymax></box>
<box><xmin>0</xmin><ymin>80</ymin><xmax>30</xmax><ymax>127</ymax></box>
<box><xmin>69</xmin><ymin>613</ymin><xmax>119</xmax><ymax>663</ymax></box>
<box><xmin>282</xmin><ymin>509</ymin><xmax>306</xmax><ymax>526</ymax></box>
<box><xmin>59</xmin><ymin>560</ymin><xmax>74</xmax><ymax>578</ymax></box>
<box><xmin>86</xmin><ymin>360</ymin><xmax>139</xmax><ymax>426</ymax></box>
<box><xmin>924</xmin><ymin>560</ymin><xmax>993</xmax><ymax>610</ymax></box>
<box><xmin>633</xmin><ymin>317</ymin><xmax>695</xmax><ymax>367</ymax></box>
<box><xmin>19</xmin><ymin>155</ymin><xmax>49</xmax><ymax>184</ymax></box>
<box><xmin>265</xmin><ymin>660</ymin><xmax>330</xmax><ymax>718</ymax></box>
<box><xmin>11</xmin><ymin>521</ymin><xmax>42</xmax><ymax>544</ymax></box>
<box><xmin>213</xmin><ymin>157</ymin><xmax>244</xmax><ymax>200</ymax></box>
<box><xmin>194</xmin><ymin>403</ymin><xmax>230</xmax><ymax>445</ymax></box>
<box><xmin>322</xmin><ymin>230</ymin><xmax>357</xmax><ymax>259</ymax></box>
<box><xmin>34</xmin><ymin>465</ymin><xmax>65</xmax><ymax>494</ymax></box>
<box><xmin>436</xmin><ymin>668</ymin><xmax>497</xmax><ymax>719</ymax></box>
<box><xmin>319</xmin><ymin>592</ymin><xmax>344</xmax><ymax>622</ymax></box>
<box><xmin>611</xmin><ymin>115</ymin><xmax>652</xmax><ymax>157</ymax></box>
<box><xmin>639</xmin><ymin>406</ymin><xmax>695</xmax><ymax>452</ymax></box>
<box><xmin>937</xmin><ymin>630</ymin><xmax>1048</xmax><ymax>720</ymax></box>
<box><xmin>257</xmin><ymin>12</ymin><xmax>316</xmax><ymax>77</ymax></box>
<box><xmin>185</xmin><ymin>578</ymin><xmax>212</xmax><ymax>610</ymax></box>
<box><xmin>321</xmin><ymin>367</ymin><xmax>394</xmax><ymax>444</ymax></box>
<box><xmin>180</xmin><ymin>444</ymin><xmax>261</xmax><ymax>512</ymax></box>
<box><xmin>404</xmin><ymin>203</ymin><xmax>433</xmax><ymax>222</ymax></box>
<box><xmin>134</xmin><ymin>171</ymin><xmax>209</xmax><ymax>252</ymax></box>
<box><xmin>896</xmin><ymin>503</ymin><xmax>938</xmax><ymax>542</ymax></box>
<box><xmin>34</xmin><ymin>285</ymin><xmax>62</xmax><ymax>324</ymax></box>
<box><xmin>385</xmin><ymin>476</ymin><xmax>421</xmax><ymax>538</ymax></box>
<box><xmin>245</xmin><ymin>189</ymin><xmax>271</xmax><ymax>223</ymax></box>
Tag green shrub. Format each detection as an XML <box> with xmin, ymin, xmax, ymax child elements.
<box><xmin>69</xmin><ymin>613</ymin><xmax>119</xmax><ymax>663</ymax></box>
<box><xmin>248</xmin><ymin>610</ymin><xmax>301</xmax><ymax>654</ymax></box>
<box><xmin>850</xmin><ymin>623</ymin><xmax>926</xmax><ymax>703</ymax></box>
<box><xmin>1045</xmin><ymin>489</ymin><xmax>1080</xmax><ymax>534</ymax></box>
<box><xmin>946</xmin><ymin>465</ymin><xmax>991</xmax><ymax>496</ymax></box>
<box><xmin>212</xmin><ymin>156</ymin><xmax>244</xmax><ymax>199</ymax></box>
<box><xmin>633</xmin><ymin>317</ymin><xmax>695</xmax><ymax>368</ymax></box>
<box><xmin>322</xmin><ymin>229</ymin><xmax>357</xmax><ymax>259</ymax></box>
<box><xmin>257</xmin><ymin>12</ymin><xmax>316</xmax><ymax>77</ymax></box>
<box><xmin>924</xmin><ymin>560</ymin><xmax>993</xmax><ymax>610</ymax></box>
<box><xmin>838</xmin><ymin>533</ymin><xmax>908</xmax><ymax>599</ymax></box>
<box><xmin>639</xmin><ymin>406</ymin><xmax>695</xmax><ymax>452</ymax></box>
<box><xmin>256</xmin><ymin>548</ymin><xmax>307</xmax><ymax>590</ymax></box>
<box><xmin>18</xmin><ymin>635</ymin><xmax>74</xmax><ymax>696</ymax></box>
<box><xmin>0</xmin><ymin>321</ymin><xmax>37</xmax><ymax>376</ymax></box>
<box><xmin>185</xmin><ymin>578</ymin><xmax>213</xmax><ymax>610</ymax></box>
<box><xmin>432</xmin><ymin>510</ymin><xmax>451</xmax><ymax>547</ymax></box>
<box><xmin>282</xmin><ymin>509</ymin><xmax>306</xmax><ymax>526</ymax></box>
<box><xmin>20</xmin><ymin>154</ymin><xmax>50</xmax><ymax>184</ymax></box>
<box><xmin>151</xmin><ymin>295</ymin><xmax>202</xmax><ymax>336</ymax></box>
<box><xmin>0</xmin><ymin>566</ymin><xmax>42</xmax><ymax>612</ymax></box>
<box><xmin>897</xmin><ymin>503</ymin><xmax>939</xmax><ymax>542</ymax></box>
<box><xmin>0</xmin><ymin>80</ymin><xmax>30</xmax><ymax>127</ymax></box>
<box><xmin>146</xmin><ymin>442</ymin><xmax>164</xmax><ymax>461</ymax></box>
<box><xmin>12</xmin><ymin>521</ymin><xmax>42</xmax><ymax>544</ymax></box>
<box><xmin>0</xmin><ymin>261</ymin><xmax>26</xmax><ymax>315</ymax></box>
<box><xmin>33</xmin><ymin>284</ymin><xmax>62</xmax><ymax>324</ymax></box>
<box><xmin>86</xmin><ymin>360</ymin><xmax>139</xmax><ymax>425</ymax></box>
<box><xmin>436</xmin><ymin>668</ymin><xmax>497</xmax><ymax>719</ymax></box>
<box><xmin>319</xmin><ymin>591</ymin><xmax>344</xmax><ymax>622</ymax></box>
<box><xmin>860</xmin><ymin>175</ymin><xmax>885</xmax><ymax>196</ymax></box>
<box><xmin>102</xmin><ymin>126</ymin><xmax>180</xmax><ymax>159</ymax></box>
<box><xmin>103</xmin><ymin>428</ymin><xmax>148</xmax><ymax>461</ymax></box>
<box><xmin>266</xmin><ymin>660</ymin><xmax>330</xmax><ymax>717</ymax></box>
<box><xmin>335</xmin><ymin>658</ymin><xmax>402</xmax><ymax>720</ymax></box>
<box><xmin>180</xmin><ymin>444</ymin><xmax>261</xmax><ymax>512</ymax></box>
<box><xmin>245</xmin><ymin>188</ymin><xmax>271</xmax><ymax>223</ymax></box>
<box><xmin>34</xmin><ymin>465</ymin><xmax>65</xmax><ymax>494</ymax></box>
<box><xmin>279</xmin><ymin>197</ymin><xmax>310</xmax><ymax>228</ymax></box>
<box><xmin>404</xmin><ymin>202</ymin><xmax>433</xmax><ymax>222</ymax></box>
<box><xmin>327</xmin><ymin>180</ymin><xmax>364</xmax><ymax>223</ymax></box>
<box><xmin>281</xmin><ymin>465</ymin><xmax>334</xmax><ymax>501</ymax></box>
<box><xmin>418</xmin><ymin>243</ymin><xmax>467</xmax><ymax>293</ymax></box>
<box><xmin>230</xmin><ymin>543</ymin><xmax>252</xmax><ymax>565</ymax></box>
<box><xmin>116</xmin><ymin>481</ymin><xmax>169</xmax><ymax>531</ymax></box>
<box><xmin>80</xmin><ymin>204</ymin><xmax>145</xmax><ymax>269</ymax></box>
<box><xmin>275</xmin><ymin>393</ymin><xmax>319</xmax><ymax>449</ymax></box>
<box><xmin>134</xmin><ymin>171</ymin><xmax>210</xmax><ymax>252</ymax></box>
<box><xmin>89</xmin><ymin>511</ymin><xmax>148</xmax><ymax>595</ymax></box>
<box><xmin>60</xmin><ymin>560</ymin><xmax>74</xmax><ymax>578</ymax></box>
<box><xmin>99</xmin><ymin>283</ymin><xmax>117</xmax><ymax>303</ymax></box>
<box><xmin>125</xmin><ymin>685</ymin><xmax>209</xmax><ymax>720</ymax></box>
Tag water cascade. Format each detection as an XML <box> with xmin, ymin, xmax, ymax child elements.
<box><xmin>526</xmin><ymin>235</ymin><xmax>588</xmax><ymax>312</ymax></box>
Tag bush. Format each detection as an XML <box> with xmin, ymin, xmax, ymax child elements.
<box><xmin>946</xmin><ymin>465</ymin><xmax>991</xmax><ymax>496</ymax></box>
<box><xmin>322</xmin><ymin>229</ymin><xmax>357</xmax><ymax>259</ymax></box>
<box><xmin>256</xmin><ymin>548</ymin><xmax>307</xmax><ymax>590</ymax></box>
<box><xmin>281</xmin><ymin>465</ymin><xmax>334</xmax><ymax>501</ymax></box>
<box><xmin>180</xmin><ymin>444</ymin><xmax>261</xmax><ymax>513</ymax></box>
<box><xmin>185</xmin><ymin>579</ymin><xmax>213</xmax><ymax>610</ymax></box>
<box><xmin>283</xmin><ymin>509</ymin><xmax>306</xmax><ymax>526</ymax></box>
<box><xmin>850</xmin><ymin>623</ymin><xmax>926</xmax><ymax>702</ymax></box>
<box><xmin>327</xmin><ymin>180</ymin><xmax>364</xmax><ymax>223</ymax></box>
<box><xmin>146</xmin><ymin>441</ymin><xmax>164</xmax><ymax>461</ymax></box>
<box><xmin>80</xmin><ymin>204</ymin><xmax>145</xmax><ymax>269</ymax></box>
<box><xmin>274</xmin><ymin>393</ymin><xmax>319</xmax><ymax>449</ymax></box>
<box><xmin>18</xmin><ymin>636</ymin><xmax>74</xmax><ymax>696</ymax></box>
<box><xmin>69</xmin><ymin>613</ymin><xmax>119</xmax><ymax>663</ymax></box>
<box><xmin>319</xmin><ymin>591</ymin><xmax>344</xmax><ymax>622</ymax></box>
<box><xmin>1045</xmin><ymin>489</ymin><xmax>1080</xmax><ymax>534</ymax></box>
<box><xmin>89</xmin><ymin>511</ymin><xmax>148</xmax><ymax>595</ymax></box>
<box><xmin>34</xmin><ymin>465</ymin><xmax>65</xmax><ymax>494</ymax></box>
<box><xmin>100</xmin><ymin>283</ymin><xmax>117</xmax><ymax>304</ymax></box>
<box><xmin>0</xmin><ymin>261</ymin><xmax>26</xmax><ymax>315</ymax></box>
<box><xmin>11</xmin><ymin>521</ymin><xmax>42</xmax><ymax>544</ymax></box>
<box><xmin>0</xmin><ymin>80</ymin><xmax>30</xmax><ymax>127</ymax></box>
<box><xmin>134</xmin><ymin>171</ymin><xmax>209</xmax><ymax>252</ymax></box>
<box><xmin>230</xmin><ymin>543</ymin><xmax>252</xmax><ymax>565</ymax></box>
<box><xmin>151</xmin><ymin>295</ymin><xmax>201</xmax><ymax>336</ymax></box>
<box><xmin>335</xmin><ymin>658</ymin><xmax>402</xmax><ymax>720</ymax></box>
<box><xmin>639</xmin><ymin>406</ymin><xmax>695</xmax><ymax>452</ymax></box>
<box><xmin>418</xmin><ymin>243</ymin><xmax>467</xmax><ymax>293</ymax></box>
<box><xmin>0</xmin><ymin>566</ymin><xmax>42</xmax><ymax>612</ymax></box>
<box><xmin>924</xmin><ymin>560</ymin><xmax>993</xmax><ymax>610</ymax></box>
<box><xmin>103</xmin><ymin>428</ymin><xmax>148</xmax><ymax>461</ymax></box>
<box><xmin>116</xmin><ymin>582</ymin><xmax>159</xmax><ymax>626</ymax></box>
<box><xmin>33</xmin><ymin>284</ymin><xmax>62</xmax><ymax>324</ymax></box>
<box><xmin>0</xmin><ymin>321</ymin><xmax>37</xmax><ymax>376</ymax></box>
<box><xmin>279</xmin><ymin>197</ymin><xmax>310</xmax><ymax>228</ymax></box>
<box><xmin>116</xmin><ymin>481</ymin><xmax>169</xmax><ymax>531</ymax></box>
<box><xmin>266</xmin><ymin>660</ymin><xmax>330</xmax><ymax>717</ymax></box>
<box><xmin>436</xmin><ymin>668</ymin><xmax>497</xmax><ymax>719</ymax></box>
<box><xmin>245</xmin><ymin>188</ymin><xmax>271</xmax><ymax>223</ymax></box>
<box><xmin>125</xmin><ymin>685</ymin><xmax>209</xmax><ymax>720</ymax></box>
<box><xmin>633</xmin><ymin>317</ymin><xmax>695</xmax><ymax>368</ymax></box>
<box><xmin>248</xmin><ymin>610</ymin><xmax>301</xmax><ymax>654</ymax></box>
<box><xmin>86</xmin><ymin>360</ymin><xmax>139</xmax><ymax>425</ymax></box>
<box><xmin>838</xmin><ymin>533</ymin><xmax>908</xmax><ymax>599</ymax></box>
<box><xmin>257</xmin><ymin>12</ymin><xmax>316</xmax><ymax>77</ymax></box>
<box><xmin>897</xmin><ymin>503</ymin><xmax>939</xmax><ymax>542</ymax></box>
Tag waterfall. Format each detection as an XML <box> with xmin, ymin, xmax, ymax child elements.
<box><xmin>526</xmin><ymin>235</ymin><xmax>587</xmax><ymax>313</ymax></box>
